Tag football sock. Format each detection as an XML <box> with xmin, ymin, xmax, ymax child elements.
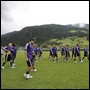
<box><xmin>74</xmin><ymin>58</ymin><xmax>76</xmax><ymax>61</ymax></box>
<box><xmin>26</xmin><ymin>71</ymin><xmax>29</xmax><ymax>74</ymax></box>
<box><xmin>2</xmin><ymin>62</ymin><xmax>5</xmax><ymax>66</ymax></box>
<box><xmin>10</xmin><ymin>62</ymin><xmax>13</xmax><ymax>67</ymax></box>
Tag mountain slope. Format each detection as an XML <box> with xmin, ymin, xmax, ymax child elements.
<box><xmin>1</xmin><ymin>24</ymin><xmax>89</xmax><ymax>46</ymax></box>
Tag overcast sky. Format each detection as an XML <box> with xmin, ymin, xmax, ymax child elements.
<box><xmin>1</xmin><ymin>1</ymin><xmax>89</xmax><ymax>35</ymax></box>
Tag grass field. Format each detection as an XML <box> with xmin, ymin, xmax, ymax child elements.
<box><xmin>48</xmin><ymin>36</ymin><xmax>89</xmax><ymax>48</ymax></box>
<box><xmin>1</xmin><ymin>51</ymin><xmax>89</xmax><ymax>89</ymax></box>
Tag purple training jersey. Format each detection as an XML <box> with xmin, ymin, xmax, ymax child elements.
<box><xmin>3</xmin><ymin>46</ymin><xmax>14</xmax><ymax>54</ymax></box>
<box><xmin>75</xmin><ymin>46</ymin><xmax>80</xmax><ymax>53</ymax></box>
<box><xmin>84</xmin><ymin>47</ymin><xmax>88</xmax><ymax>54</ymax></box>
<box><xmin>52</xmin><ymin>47</ymin><xmax>57</xmax><ymax>54</ymax></box>
<box><xmin>25</xmin><ymin>43</ymin><xmax>34</xmax><ymax>59</ymax></box>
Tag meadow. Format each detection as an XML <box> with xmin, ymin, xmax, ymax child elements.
<box><xmin>48</xmin><ymin>36</ymin><xmax>89</xmax><ymax>48</ymax></box>
<box><xmin>1</xmin><ymin>51</ymin><xmax>89</xmax><ymax>89</ymax></box>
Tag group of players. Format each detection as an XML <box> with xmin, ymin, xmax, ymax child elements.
<box><xmin>48</xmin><ymin>43</ymin><xmax>89</xmax><ymax>63</ymax></box>
<box><xmin>1</xmin><ymin>38</ymin><xmax>42</xmax><ymax>79</ymax></box>
<box><xmin>1</xmin><ymin>38</ymin><xmax>89</xmax><ymax>79</ymax></box>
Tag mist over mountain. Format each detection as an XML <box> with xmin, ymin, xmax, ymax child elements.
<box><xmin>72</xmin><ymin>23</ymin><xmax>89</xmax><ymax>29</ymax></box>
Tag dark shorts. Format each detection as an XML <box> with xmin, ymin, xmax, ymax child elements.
<box><xmin>34</xmin><ymin>52</ymin><xmax>37</xmax><ymax>55</ymax></box>
<box><xmin>33</xmin><ymin>55</ymin><xmax>35</xmax><ymax>60</ymax></box>
<box><xmin>84</xmin><ymin>53</ymin><xmax>88</xmax><ymax>57</ymax></box>
<box><xmin>53</xmin><ymin>54</ymin><xmax>57</xmax><ymax>57</ymax></box>
<box><xmin>12</xmin><ymin>53</ymin><xmax>16</xmax><ymax>60</ymax></box>
<box><xmin>50</xmin><ymin>53</ymin><xmax>53</xmax><ymax>56</ymax></box>
<box><xmin>40</xmin><ymin>51</ymin><xmax>42</xmax><ymax>54</ymax></box>
<box><xmin>5</xmin><ymin>54</ymin><xmax>12</xmax><ymax>61</ymax></box>
<box><xmin>27</xmin><ymin>58</ymin><xmax>34</xmax><ymax>67</ymax></box>
<box><xmin>61</xmin><ymin>52</ymin><xmax>65</xmax><ymax>56</ymax></box>
<box><xmin>72</xmin><ymin>52</ymin><xmax>74</xmax><ymax>54</ymax></box>
<box><xmin>39</xmin><ymin>51</ymin><xmax>42</xmax><ymax>57</ymax></box>
<box><xmin>74</xmin><ymin>52</ymin><xmax>80</xmax><ymax>57</ymax></box>
<box><xmin>65</xmin><ymin>51</ymin><xmax>70</xmax><ymax>57</ymax></box>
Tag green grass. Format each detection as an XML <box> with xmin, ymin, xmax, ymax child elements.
<box><xmin>69</xmin><ymin>30</ymin><xmax>88</xmax><ymax>33</ymax></box>
<box><xmin>48</xmin><ymin>36</ymin><xmax>89</xmax><ymax>48</ymax></box>
<box><xmin>80</xmin><ymin>30</ymin><xmax>88</xmax><ymax>33</ymax></box>
<box><xmin>1</xmin><ymin>51</ymin><xmax>89</xmax><ymax>89</ymax></box>
<box><xmin>69</xmin><ymin>30</ymin><xmax>77</xmax><ymax>33</ymax></box>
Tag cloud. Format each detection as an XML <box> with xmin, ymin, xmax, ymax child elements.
<box><xmin>1</xmin><ymin>1</ymin><xmax>33</xmax><ymax>35</ymax></box>
<box><xmin>1</xmin><ymin>1</ymin><xmax>89</xmax><ymax>35</ymax></box>
<box><xmin>1</xmin><ymin>1</ymin><xmax>13</xmax><ymax>22</ymax></box>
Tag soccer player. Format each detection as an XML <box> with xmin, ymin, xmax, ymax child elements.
<box><xmin>64</xmin><ymin>45</ymin><xmax>70</xmax><ymax>61</ymax></box>
<box><xmin>72</xmin><ymin>46</ymin><xmax>75</xmax><ymax>58</ymax></box>
<box><xmin>82</xmin><ymin>45</ymin><xmax>89</xmax><ymax>61</ymax></box>
<box><xmin>31</xmin><ymin>44</ymin><xmax>38</xmax><ymax>71</ymax></box>
<box><xmin>24</xmin><ymin>38</ymin><xmax>37</xmax><ymax>79</ymax></box>
<box><xmin>52</xmin><ymin>43</ymin><xmax>58</xmax><ymax>63</ymax></box>
<box><xmin>48</xmin><ymin>44</ymin><xmax>53</xmax><ymax>60</ymax></box>
<box><xmin>37</xmin><ymin>45</ymin><xmax>42</xmax><ymax>60</ymax></box>
<box><xmin>12</xmin><ymin>43</ymin><xmax>17</xmax><ymax>66</ymax></box>
<box><xmin>1</xmin><ymin>43</ymin><xmax>15</xmax><ymax>69</ymax></box>
<box><xmin>60</xmin><ymin>45</ymin><xmax>65</xmax><ymax>60</ymax></box>
<box><xmin>33</xmin><ymin>44</ymin><xmax>38</xmax><ymax>62</ymax></box>
<box><xmin>74</xmin><ymin>44</ymin><xmax>82</xmax><ymax>63</ymax></box>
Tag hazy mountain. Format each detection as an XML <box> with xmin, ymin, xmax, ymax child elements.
<box><xmin>1</xmin><ymin>24</ymin><xmax>89</xmax><ymax>46</ymax></box>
